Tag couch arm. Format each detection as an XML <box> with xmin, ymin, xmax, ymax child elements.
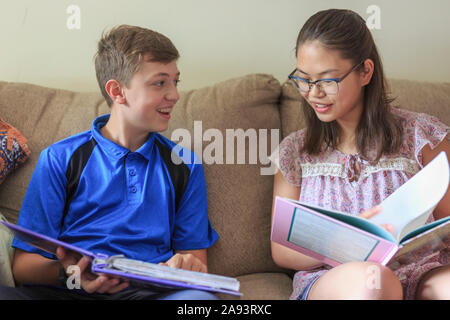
<box><xmin>0</xmin><ymin>213</ymin><xmax>15</xmax><ymax>287</ymax></box>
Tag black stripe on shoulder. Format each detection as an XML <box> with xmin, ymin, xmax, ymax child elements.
<box><xmin>154</xmin><ymin>139</ymin><xmax>190</xmax><ymax>212</ymax></box>
<box><xmin>61</xmin><ymin>138</ymin><xmax>98</xmax><ymax>227</ymax></box>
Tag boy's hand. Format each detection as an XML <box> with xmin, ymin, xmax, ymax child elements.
<box><xmin>360</xmin><ymin>205</ymin><xmax>395</xmax><ymax>233</ymax></box>
<box><xmin>161</xmin><ymin>253</ymin><xmax>207</xmax><ymax>273</ymax></box>
<box><xmin>56</xmin><ymin>246</ymin><xmax>129</xmax><ymax>294</ymax></box>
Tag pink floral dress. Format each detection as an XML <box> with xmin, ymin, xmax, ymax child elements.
<box><xmin>271</xmin><ymin>107</ymin><xmax>449</xmax><ymax>300</ymax></box>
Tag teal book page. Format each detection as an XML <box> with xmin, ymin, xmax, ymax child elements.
<box><xmin>297</xmin><ymin>202</ymin><xmax>396</xmax><ymax>243</ymax></box>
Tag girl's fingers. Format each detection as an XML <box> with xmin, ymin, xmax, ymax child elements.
<box><xmin>381</xmin><ymin>224</ymin><xmax>395</xmax><ymax>233</ymax></box>
<box><xmin>360</xmin><ymin>206</ymin><xmax>395</xmax><ymax>233</ymax></box>
<box><xmin>360</xmin><ymin>205</ymin><xmax>382</xmax><ymax>219</ymax></box>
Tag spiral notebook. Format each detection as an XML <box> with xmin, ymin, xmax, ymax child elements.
<box><xmin>2</xmin><ymin>221</ymin><xmax>241</xmax><ymax>296</ymax></box>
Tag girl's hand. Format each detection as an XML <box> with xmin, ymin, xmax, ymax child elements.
<box><xmin>56</xmin><ymin>246</ymin><xmax>130</xmax><ymax>294</ymax></box>
<box><xmin>360</xmin><ymin>205</ymin><xmax>395</xmax><ymax>233</ymax></box>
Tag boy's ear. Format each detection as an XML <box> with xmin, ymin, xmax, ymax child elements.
<box><xmin>105</xmin><ymin>79</ymin><xmax>126</xmax><ymax>104</ymax></box>
<box><xmin>360</xmin><ymin>58</ymin><xmax>374</xmax><ymax>87</ymax></box>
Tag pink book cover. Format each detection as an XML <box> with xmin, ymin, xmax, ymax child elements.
<box><xmin>271</xmin><ymin>197</ymin><xmax>399</xmax><ymax>267</ymax></box>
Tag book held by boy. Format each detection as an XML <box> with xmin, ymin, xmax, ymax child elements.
<box><xmin>2</xmin><ymin>221</ymin><xmax>241</xmax><ymax>296</ymax></box>
<box><xmin>271</xmin><ymin>152</ymin><xmax>450</xmax><ymax>270</ymax></box>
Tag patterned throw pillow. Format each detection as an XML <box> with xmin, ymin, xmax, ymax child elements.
<box><xmin>0</xmin><ymin>119</ymin><xmax>31</xmax><ymax>184</ymax></box>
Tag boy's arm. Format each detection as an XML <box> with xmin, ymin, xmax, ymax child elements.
<box><xmin>13</xmin><ymin>248</ymin><xmax>130</xmax><ymax>294</ymax></box>
<box><xmin>12</xmin><ymin>148</ymin><xmax>67</xmax><ymax>260</ymax></box>
<box><xmin>171</xmin><ymin>158</ymin><xmax>218</xmax><ymax>270</ymax></box>
<box><xmin>12</xmin><ymin>249</ymin><xmax>60</xmax><ymax>286</ymax></box>
<box><xmin>11</xmin><ymin>149</ymin><xmax>67</xmax><ymax>284</ymax></box>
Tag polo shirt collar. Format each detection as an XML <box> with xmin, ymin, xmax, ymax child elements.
<box><xmin>91</xmin><ymin>114</ymin><xmax>156</xmax><ymax>161</ymax></box>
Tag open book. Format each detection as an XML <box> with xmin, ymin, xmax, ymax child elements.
<box><xmin>271</xmin><ymin>152</ymin><xmax>450</xmax><ymax>270</ymax></box>
<box><xmin>2</xmin><ymin>221</ymin><xmax>241</xmax><ymax>296</ymax></box>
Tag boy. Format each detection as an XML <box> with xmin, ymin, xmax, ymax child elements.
<box><xmin>0</xmin><ymin>25</ymin><xmax>219</xmax><ymax>300</ymax></box>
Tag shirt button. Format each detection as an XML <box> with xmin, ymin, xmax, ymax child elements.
<box><xmin>130</xmin><ymin>186</ymin><xmax>137</xmax><ymax>193</ymax></box>
<box><xmin>129</xmin><ymin>169</ymin><xmax>136</xmax><ymax>176</ymax></box>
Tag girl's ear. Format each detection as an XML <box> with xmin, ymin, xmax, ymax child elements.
<box><xmin>360</xmin><ymin>58</ymin><xmax>375</xmax><ymax>87</ymax></box>
<box><xmin>105</xmin><ymin>79</ymin><xmax>126</xmax><ymax>104</ymax></box>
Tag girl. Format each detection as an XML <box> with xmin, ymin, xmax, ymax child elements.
<box><xmin>270</xmin><ymin>9</ymin><xmax>450</xmax><ymax>300</ymax></box>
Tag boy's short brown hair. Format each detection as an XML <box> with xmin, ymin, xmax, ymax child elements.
<box><xmin>94</xmin><ymin>25</ymin><xmax>179</xmax><ymax>106</ymax></box>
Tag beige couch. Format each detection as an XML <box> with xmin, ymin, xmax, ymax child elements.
<box><xmin>0</xmin><ymin>74</ymin><xmax>448</xmax><ymax>299</ymax></box>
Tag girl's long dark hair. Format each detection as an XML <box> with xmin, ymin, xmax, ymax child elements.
<box><xmin>296</xmin><ymin>9</ymin><xmax>402</xmax><ymax>161</ymax></box>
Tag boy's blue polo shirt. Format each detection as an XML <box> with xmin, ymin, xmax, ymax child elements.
<box><xmin>12</xmin><ymin>114</ymin><xmax>218</xmax><ymax>263</ymax></box>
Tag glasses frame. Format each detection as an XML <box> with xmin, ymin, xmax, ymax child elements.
<box><xmin>288</xmin><ymin>61</ymin><xmax>364</xmax><ymax>95</ymax></box>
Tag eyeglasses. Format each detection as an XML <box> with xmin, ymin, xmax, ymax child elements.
<box><xmin>288</xmin><ymin>61</ymin><xmax>363</xmax><ymax>95</ymax></box>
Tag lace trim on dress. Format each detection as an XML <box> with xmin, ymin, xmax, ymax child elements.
<box><xmin>301</xmin><ymin>162</ymin><xmax>344</xmax><ymax>178</ymax></box>
<box><xmin>359</xmin><ymin>157</ymin><xmax>420</xmax><ymax>179</ymax></box>
<box><xmin>301</xmin><ymin>157</ymin><xmax>420</xmax><ymax>180</ymax></box>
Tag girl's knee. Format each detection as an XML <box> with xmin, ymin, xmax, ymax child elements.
<box><xmin>358</xmin><ymin>262</ymin><xmax>402</xmax><ymax>299</ymax></box>
<box><xmin>329</xmin><ymin>262</ymin><xmax>402</xmax><ymax>299</ymax></box>
<box><xmin>416</xmin><ymin>266</ymin><xmax>450</xmax><ymax>300</ymax></box>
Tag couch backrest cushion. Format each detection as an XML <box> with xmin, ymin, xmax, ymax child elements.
<box><xmin>388</xmin><ymin>79</ymin><xmax>450</xmax><ymax>125</ymax></box>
